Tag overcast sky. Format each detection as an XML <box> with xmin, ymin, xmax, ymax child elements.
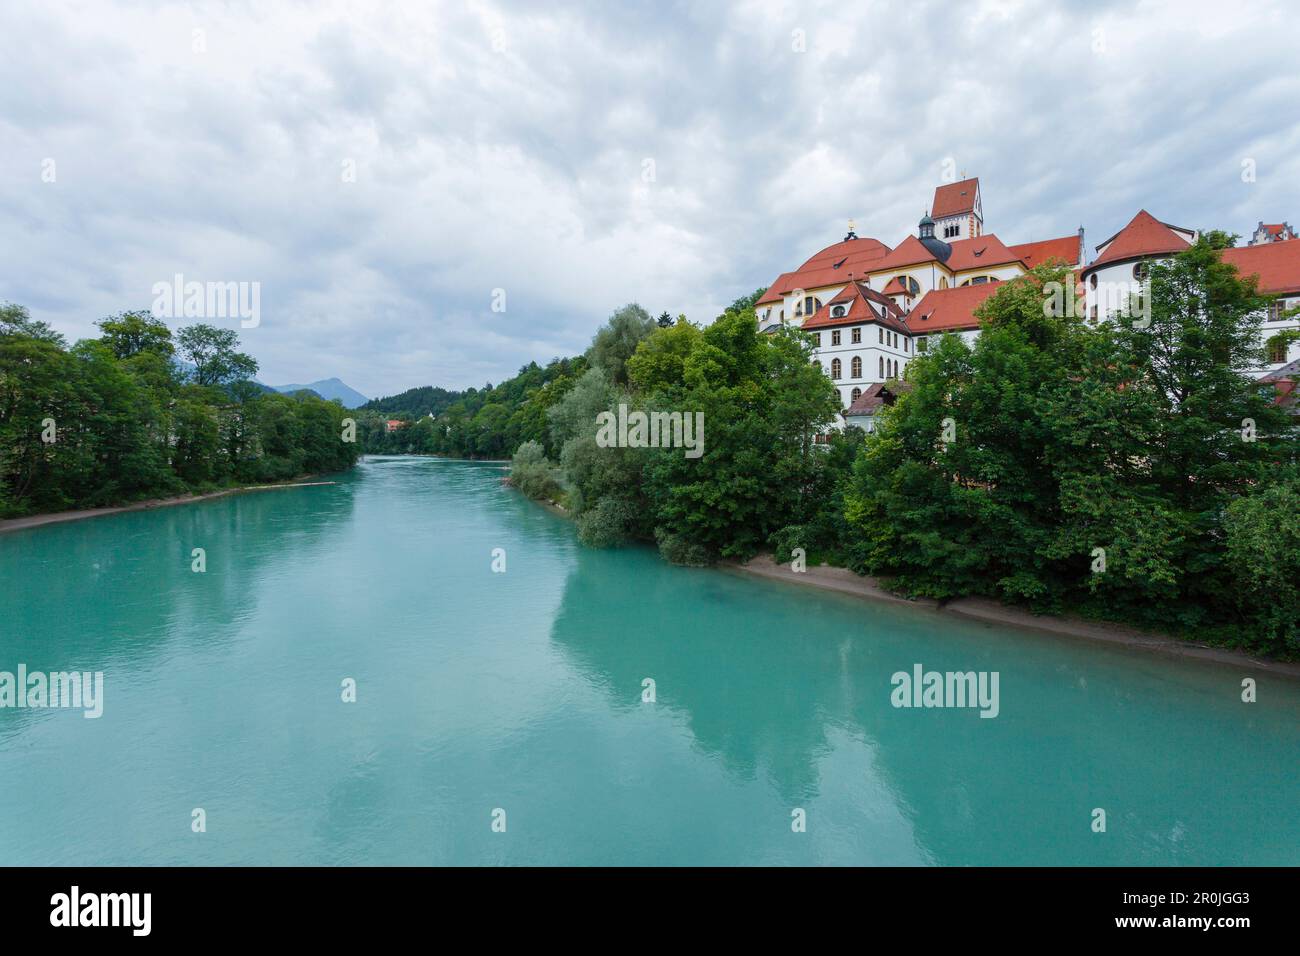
<box><xmin>2</xmin><ymin>0</ymin><xmax>1297</xmax><ymax>399</ymax></box>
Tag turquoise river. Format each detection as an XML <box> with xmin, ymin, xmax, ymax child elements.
<box><xmin>1</xmin><ymin>457</ymin><xmax>1297</xmax><ymax>865</ymax></box>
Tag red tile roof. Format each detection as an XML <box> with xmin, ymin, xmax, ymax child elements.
<box><xmin>946</xmin><ymin>234</ymin><xmax>1021</xmax><ymax>272</ymax></box>
<box><xmin>872</xmin><ymin>234</ymin><xmax>939</xmax><ymax>272</ymax></box>
<box><xmin>1010</xmin><ymin>234</ymin><xmax>1081</xmax><ymax>269</ymax></box>
<box><xmin>757</xmin><ymin>236</ymin><xmax>891</xmax><ymax>304</ymax></box>
<box><xmin>881</xmin><ymin>276</ymin><xmax>910</xmax><ymax>296</ymax></box>
<box><xmin>801</xmin><ymin>280</ymin><xmax>908</xmax><ymax>333</ymax></box>
<box><xmin>1221</xmin><ymin>241</ymin><xmax>1300</xmax><ymax>295</ymax></box>
<box><xmin>844</xmin><ymin>381</ymin><xmax>911</xmax><ymax>417</ymax></box>
<box><xmin>908</xmin><ymin>283</ymin><xmax>1003</xmax><ymax>333</ymax></box>
<box><xmin>1089</xmin><ymin>210</ymin><xmax>1191</xmax><ymax>270</ymax></box>
<box><xmin>931</xmin><ymin>178</ymin><xmax>979</xmax><ymax>219</ymax></box>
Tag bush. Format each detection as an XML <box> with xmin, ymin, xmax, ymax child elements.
<box><xmin>655</xmin><ymin>528</ymin><xmax>713</xmax><ymax>566</ymax></box>
<box><xmin>1224</xmin><ymin>476</ymin><xmax>1300</xmax><ymax>654</ymax></box>
<box><xmin>509</xmin><ymin>441</ymin><xmax>564</xmax><ymax>502</ymax></box>
<box><xmin>576</xmin><ymin>496</ymin><xmax>638</xmax><ymax>547</ymax></box>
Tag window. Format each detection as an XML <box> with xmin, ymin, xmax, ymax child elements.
<box><xmin>812</xmin><ymin>359</ymin><xmax>821</xmax><ymax>371</ymax></box>
<box><xmin>831</xmin><ymin>330</ymin><xmax>841</xmax><ymax>345</ymax></box>
<box><xmin>811</xmin><ymin>332</ymin><xmax>821</xmax><ymax>347</ymax></box>
<box><xmin>878</xmin><ymin>327</ymin><xmax>884</xmax><ymax>343</ymax></box>
<box><xmin>879</xmin><ymin>357</ymin><xmax>884</xmax><ymax>377</ymax></box>
<box><xmin>851</xmin><ymin>387</ymin><xmax>862</xmax><ymax>402</ymax></box>
<box><xmin>939</xmin><ymin>276</ymin><xmax>949</xmax><ymax>289</ymax></box>
<box><xmin>851</xmin><ymin>327</ymin><xmax>861</xmax><ymax>344</ymax></box>
<box><xmin>1133</xmin><ymin>262</ymin><xmax>1148</xmax><ymax>281</ymax></box>
<box><xmin>961</xmin><ymin>275</ymin><xmax>995</xmax><ymax>286</ymax></box>
<box><xmin>831</xmin><ymin>358</ymin><xmax>842</xmax><ymax>379</ymax></box>
<box><xmin>917</xmin><ymin>337</ymin><xmax>928</xmax><ymax>353</ymax></box>
<box><xmin>1089</xmin><ymin>273</ymin><xmax>1098</xmax><ymax>289</ymax></box>
<box><xmin>1267</xmin><ymin>336</ymin><xmax>1288</xmax><ymax>364</ymax></box>
<box><xmin>891</xmin><ymin>331</ymin><xmax>897</xmax><ymax>348</ymax></box>
<box><xmin>831</xmin><ymin>305</ymin><xmax>846</xmax><ymax>318</ymax></box>
<box><xmin>943</xmin><ymin>224</ymin><xmax>959</xmax><ymax>238</ymax></box>
<box><xmin>904</xmin><ymin>337</ymin><xmax>910</xmax><ymax>353</ymax></box>
<box><xmin>851</xmin><ymin>356</ymin><xmax>862</xmax><ymax>377</ymax></box>
<box><xmin>1090</xmin><ymin>305</ymin><xmax>1098</xmax><ymax>324</ymax></box>
<box><xmin>1268</xmin><ymin>301</ymin><xmax>1286</xmax><ymax>322</ymax></box>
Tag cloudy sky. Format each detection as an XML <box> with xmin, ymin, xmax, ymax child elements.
<box><xmin>2</xmin><ymin>0</ymin><xmax>1297</xmax><ymax>399</ymax></box>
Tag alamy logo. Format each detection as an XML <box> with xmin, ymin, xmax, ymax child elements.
<box><xmin>890</xmin><ymin>664</ymin><xmax>1000</xmax><ymax>718</ymax></box>
<box><xmin>0</xmin><ymin>664</ymin><xmax>104</xmax><ymax>718</ymax></box>
<box><xmin>50</xmin><ymin>886</ymin><xmax>151</xmax><ymax>936</ymax></box>
<box><xmin>595</xmin><ymin>403</ymin><xmax>704</xmax><ymax>459</ymax></box>
<box><xmin>151</xmin><ymin>273</ymin><xmax>261</xmax><ymax>328</ymax></box>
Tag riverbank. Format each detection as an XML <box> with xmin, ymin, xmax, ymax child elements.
<box><xmin>726</xmin><ymin>555</ymin><xmax>1300</xmax><ymax>677</ymax></box>
<box><xmin>0</xmin><ymin>480</ymin><xmax>336</xmax><ymax>535</ymax></box>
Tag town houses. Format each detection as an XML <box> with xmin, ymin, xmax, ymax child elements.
<box><xmin>756</xmin><ymin>177</ymin><xmax>1300</xmax><ymax>429</ymax></box>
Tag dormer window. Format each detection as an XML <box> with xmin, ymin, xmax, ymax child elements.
<box><xmin>831</xmin><ymin>305</ymin><xmax>846</xmax><ymax>318</ymax></box>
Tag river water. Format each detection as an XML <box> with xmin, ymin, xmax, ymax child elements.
<box><xmin>1</xmin><ymin>456</ymin><xmax>1295</xmax><ymax>865</ymax></box>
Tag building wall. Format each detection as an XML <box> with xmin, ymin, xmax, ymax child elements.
<box><xmin>866</xmin><ymin>262</ymin><xmax>951</xmax><ymax>298</ymax></box>
<box><xmin>1083</xmin><ymin>259</ymin><xmax>1152</xmax><ymax>322</ymax></box>
<box><xmin>1257</xmin><ymin>295</ymin><xmax>1300</xmax><ymax>373</ymax></box>
<box><xmin>953</xmin><ymin>263</ymin><xmax>1023</xmax><ymax>286</ymax></box>
<box><xmin>808</xmin><ymin>321</ymin><xmax>914</xmax><ymax>422</ymax></box>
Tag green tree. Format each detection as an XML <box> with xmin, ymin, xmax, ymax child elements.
<box><xmin>176</xmin><ymin>324</ymin><xmax>258</xmax><ymax>387</ymax></box>
<box><xmin>587</xmin><ymin>303</ymin><xmax>655</xmax><ymax>386</ymax></box>
<box><xmin>97</xmin><ymin>311</ymin><xmax>175</xmax><ymax>360</ymax></box>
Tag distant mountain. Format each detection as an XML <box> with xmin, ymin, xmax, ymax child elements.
<box><xmin>272</xmin><ymin>378</ymin><xmax>368</xmax><ymax>408</ymax></box>
<box><xmin>361</xmin><ymin>385</ymin><xmax>464</xmax><ymax>417</ymax></box>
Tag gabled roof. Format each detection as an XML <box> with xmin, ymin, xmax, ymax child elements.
<box><xmin>881</xmin><ymin>276</ymin><xmax>911</xmax><ymax>296</ymax></box>
<box><xmin>1089</xmin><ymin>210</ymin><xmax>1192</xmax><ymax>270</ymax></box>
<box><xmin>932</xmin><ymin>178</ymin><xmax>979</xmax><ymax>219</ymax></box>
<box><xmin>1221</xmin><ymin>241</ymin><xmax>1300</xmax><ymax>296</ymax></box>
<box><xmin>872</xmin><ymin>234</ymin><xmax>938</xmax><ymax>272</ymax></box>
<box><xmin>907</xmin><ymin>283</ymin><xmax>1002</xmax><ymax>333</ymax></box>
<box><xmin>1010</xmin><ymin>234</ymin><xmax>1082</xmax><ymax>270</ymax></box>
<box><xmin>945</xmin><ymin>234</ymin><xmax>1021</xmax><ymax>273</ymax></box>
<box><xmin>844</xmin><ymin>381</ymin><xmax>912</xmax><ymax>417</ymax></box>
<box><xmin>1258</xmin><ymin>358</ymin><xmax>1300</xmax><ymax>382</ymax></box>
<box><xmin>801</xmin><ymin>280</ymin><xmax>908</xmax><ymax>333</ymax></box>
<box><xmin>757</xmin><ymin>236</ymin><xmax>892</xmax><ymax>304</ymax></box>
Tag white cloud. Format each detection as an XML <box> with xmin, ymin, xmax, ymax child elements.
<box><xmin>0</xmin><ymin>0</ymin><xmax>1297</xmax><ymax>398</ymax></box>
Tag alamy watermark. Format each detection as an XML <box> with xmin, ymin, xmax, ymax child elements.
<box><xmin>0</xmin><ymin>664</ymin><xmax>104</xmax><ymax>718</ymax></box>
<box><xmin>151</xmin><ymin>273</ymin><xmax>261</xmax><ymax>328</ymax></box>
<box><xmin>890</xmin><ymin>664</ymin><xmax>1000</xmax><ymax>718</ymax></box>
<box><xmin>596</xmin><ymin>403</ymin><xmax>704</xmax><ymax>459</ymax></box>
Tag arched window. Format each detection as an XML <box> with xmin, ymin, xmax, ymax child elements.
<box><xmin>1267</xmin><ymin>335</ymin><xmax>1288</xmax><ymax>364</ymax></box>
<box><xmin>812</xmin><ymin>359</ymin><xmax>821</xmax><ymax>371</ymax></box>
<box><xmin>851</xmin><ymin>387</ymin><xmax>862</xmax><ymax>402</ymax></box>
<box><xmin>1133</xmin><ymin>262</ymin><xmax>1148</xmax><ymax>281</ymax></box>
<box><xmin>893</xmin><ymin>275</ymin><xmax>920</xmax><ymax>296</ymax></box>
<box><xmin>879</xmin><ymin>356</ymin><xmax>884</xmax><ymax>377</ymax></box>
<box><xmin>939</xmin><ymin>276</ymin><xmax>950</xmax><ymax>289</ymax></box>
<box><xmin>831</xmin><ymin>305</ymin><xmax>846</xmax><ymax>317</ymax></box>
<box><xmin>851</xmin><ymin>356</ymin><xmax>862</xmax><ymax>378</ymax></box>
<box><xmin>831</xmin><ymin>358</ymin><xmax>842</xmax><ymax>379</ymax></box>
